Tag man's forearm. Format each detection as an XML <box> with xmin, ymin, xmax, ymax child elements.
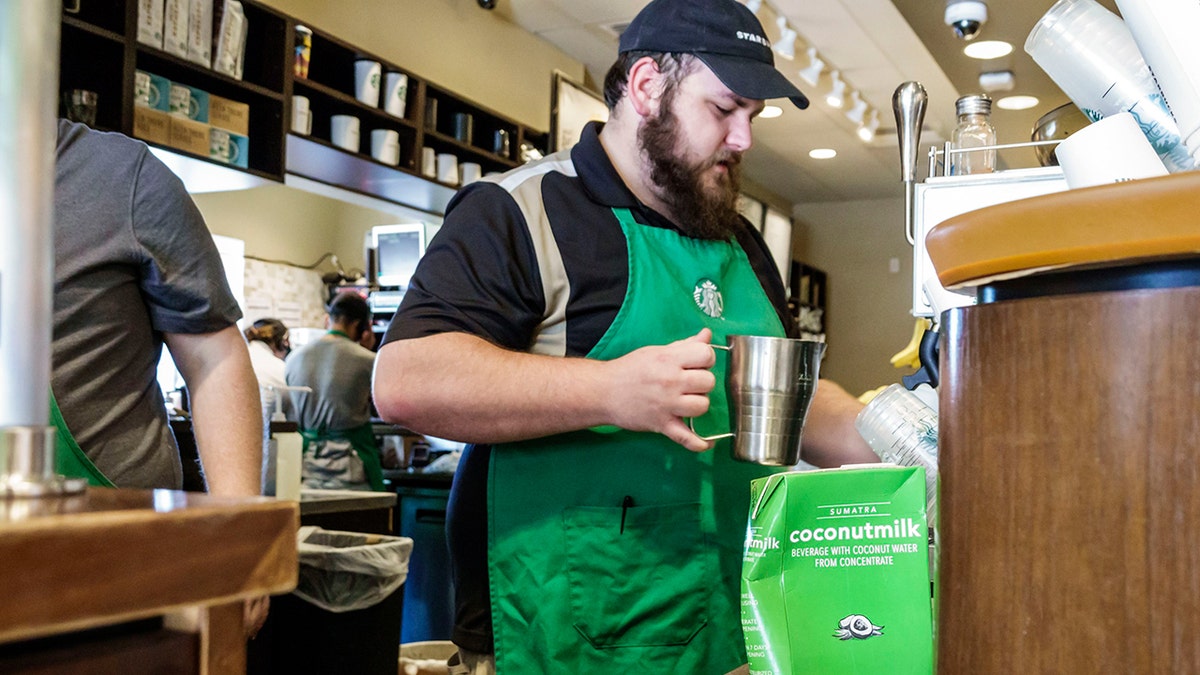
<box><xmin>799</xmin><ymin>379</ymin><xmax>879</xmax><ymax>468</ymax></box>
<box><xmin>373</xmin><ymin>333</ymin><xmax>616</xmax><ymax>444</ymax></box>
<box><xmin>372</xmin><ymin>330</ymin><xmax>720</xmax><ymax>450</ymax></box>
<box><xmin>167</xmin><ymin>327</ymin><xmax>263</xmax><ymax>496</ymax></box>
<box><xmin>190</xmin><ymin>362</ymin><xmax>262</xmax><ymax>496</ymax></box>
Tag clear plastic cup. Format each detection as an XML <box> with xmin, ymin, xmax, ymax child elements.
<box><xmin>1025</xmin><ymin>0</ymin><xmax>1194</xmax><ymax>172</ymax></box>
<box><xmin>856</xmin><ymin>385</ymin><xmax>937</xmax><ymax>462</ymax></box>
<box><xmin>855</xmin><ymin>384</ymin><xmax>938</xmax><ymax>523</ymax></box>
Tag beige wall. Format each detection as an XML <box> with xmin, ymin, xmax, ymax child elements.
<box><xmin>792</xmin><ymin>198</ymin><xmax>918</xmax><ymax>397</ymax></box>
<box><xmin>194</xmin><ymin>185</ymin><xmax>419</xmax><ymax>275</ymax></box>
<box><xmin>259</xmin><ymin>0</ymin><xmax>586</xmax><ymax>131</ymax></box>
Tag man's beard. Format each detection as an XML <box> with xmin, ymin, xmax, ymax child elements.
<box><xmin>639</xmin><ymin>103</ymin><xmax>744</xmax><ymax>241</ymax></box>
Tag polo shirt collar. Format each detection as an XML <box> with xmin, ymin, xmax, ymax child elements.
<box><xmin>570</xmin><ymin>121</ymin><xmax>677</xmax><ymax>231</ymax></box>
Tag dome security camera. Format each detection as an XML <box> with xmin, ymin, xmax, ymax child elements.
<box><xmin>945</xmin><ymin>0</ymin><xmax>987</xmax><ymax>41</ymax></box>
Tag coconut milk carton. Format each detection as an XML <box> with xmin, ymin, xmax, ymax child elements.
<box><xmin>741</xmin><ymin>466</ymin><xmax>933</xmax><ymax>674</ymax></box>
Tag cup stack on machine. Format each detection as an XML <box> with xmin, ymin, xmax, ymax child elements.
<box><xmin>1025</xmin><ymin>0</ymin><xmax>1197</xmax><ymax>172</ymax></box>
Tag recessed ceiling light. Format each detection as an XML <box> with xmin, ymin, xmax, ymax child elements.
<box><xmin>759</xmin><ymin>105</ymin><xmax>783</xmax><ymax>119</ymax></box>
<box><xmin>963</xmin><ymin>40</ymin><xmax>1012</xmax><ymax>59</ymax></box>
<box><xmin>809</xmin><ymin>148</ymin><xmax>837</xmax><ymax>159</ymax></box>
<box><xmin>996</xmin><ymin>95</ymin><xmax>1040</xmax><ymax>110</ymax></box>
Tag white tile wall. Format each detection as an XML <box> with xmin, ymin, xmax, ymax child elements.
<box><xmin>242</xmin><ymin>259</ymin><xmax>327</xmax><ymax>330</ymax></box>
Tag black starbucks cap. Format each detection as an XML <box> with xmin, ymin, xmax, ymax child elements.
<box><xmin>619</xmin><ymin>0</ymin><xmax>809</xmax><ymax>109</ymax></box>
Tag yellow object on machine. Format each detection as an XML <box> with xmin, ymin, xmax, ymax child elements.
<box><xmin>891</xmin><ymin>318</ymin><xmax>931</xmax><ymax>370</ymax></box>
<box><xmin>858</xmin><ymin>319</ymin><xmax>934</xmax><ymax>405</ymax></box>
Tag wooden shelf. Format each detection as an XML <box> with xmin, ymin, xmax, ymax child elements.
<box><xmin>423</xmin><ymin>129</ymin><xmax>516</xmax><ymax>168</ymax></box>
<box><xmin>790</xmin><ymin>261</ymin><xmax>827</xmax><ymax>334</ymax></box>
<box><xmin>293</xmin><ymin>77</ymin><xmax>417</xmax><ymax>130</ymax></box>
<box><xmin>58</xmin><ymin>0</ymin><xmax>549</xmax><ymax>215</ymax></box>
<box><xmin>61</xmin><ymin>14</ymin><xmax>125</xmax><ymax>43</ymax></box>
<box><xmin>135</xmin><ymin>46</ymin><xmax>284</xmax><ymax>102</ymax></box>
<box><xmin>287</xmin><ymin>133</ymin><xmax>457</xmax><ymax>215</ymax></box>
<box><xmin>60</xmin><ymin>0</ymin><xmax>125</xmax><ymax>37</ymax></box>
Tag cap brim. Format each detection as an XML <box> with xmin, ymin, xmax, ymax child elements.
<box><xmin>696</xmin><ymin>53</ymin><xmax>809</xmax><ymax>109</ymax></box>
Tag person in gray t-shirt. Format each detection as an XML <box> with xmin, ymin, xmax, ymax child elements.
<box><xmin>285</xmin><ymin>291</ymin><xmax>382</xmax><ymax>490</ymax></box>
<box><xmin>52</xmin><ymin>120</ymin><xmax>262</xmax><ymax>497</ymax></box>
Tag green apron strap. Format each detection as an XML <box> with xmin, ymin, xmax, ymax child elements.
<box><xmin>49</xmin><ymin>390</ymin><xmax>115</xmax><ymax>488</ymax></box>
<box><xmin>299</xmin><ymin>424</ymin><xmax>385</xmax><ymax>491</ymax></box>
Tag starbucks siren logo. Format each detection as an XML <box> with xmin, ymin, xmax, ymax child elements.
<box><xmin>693</xmin><ymin>278</ymin><xmax>723</xmax><ymax>318</ymax></box>
<box><xmin>834</xmin><ymin>614</ymin><xmax>883</xmax><ymax>640</ymax></box>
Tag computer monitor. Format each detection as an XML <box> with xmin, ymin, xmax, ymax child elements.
<box><xmin>371</xmin><ymin>223</ymin><xmax>426</xmax><ymax>289</ymax></box>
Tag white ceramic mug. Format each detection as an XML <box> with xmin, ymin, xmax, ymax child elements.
<box><xmin>459</xmin><ymin>162</ymin><xmax>482</xmax><ymax>185</ymax></box>
<box><xmin>354</xmin><ymin>59</ymin><xmax>382</xmax><ymax>107</ymax></box>
<box><xmin>371</xmin><ymin>129</ymin><xmax>401</xmax><ymax>166</ymax></box>
<box><xmin>383</xmin><ymin>72</ymin><xmax>408</xmax><ymax>118</ymax></box>
<box><xmin>421</xmin><ymin>147</ymin><xmax>437</xmax><ymax>178</ymax></box>
<box><xmin>291</xmin><ymin>95</ymin><xmax>312</xmax><ymax>135</ymax></box>
<box><xmin>134</xmin><ymin>70</ymin><xmax>160</xmax><ymax>108</ymax></box>
<box><xmin>209</xmin><ymin>128</ymin><xmax>240</xmax><ymax>164</ymax></box>
<box><xmin>436</xmin><ymin>152</ymin><xmax>458</xmax><ymax>185</ymax></box>
<box><xmin>168</xmin><ymin>83</ymin><xmax>193</xmax><ymax>117</ymax></box>
<box><xmin>330</xmin><ymin>114</ymin><xmax>360</xmax><ymax>152</ymax></box>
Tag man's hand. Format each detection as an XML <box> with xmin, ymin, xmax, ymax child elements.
<box><xmin>606</xmin><ymin>328</ymin><xmax>719</xmax><ymax>452</ymax></box>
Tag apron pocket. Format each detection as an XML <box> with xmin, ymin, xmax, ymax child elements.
<box><xmin>562</xmin><ymin>501</ymin><xmax>710</xmax><ymax>649</ymax></box>
<box><xmin>303</xmin><ymin>438</ymin><xmax>367</xmax><ymax>489</ymax></box>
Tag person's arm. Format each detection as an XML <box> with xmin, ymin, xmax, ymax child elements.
<box><xmin>373</xmin><ymin>329</ymin><xmax>721</xmax><ymax>451</ymax></box>
<box><xmin>166</xmin><ymin>326</ymin><xmax>263</xmax><ymax>496</ymax></box>
<box><xmin>798</xmin><ymin>379</ymin><xmax>880</xmax><ymax>468</ymax></box>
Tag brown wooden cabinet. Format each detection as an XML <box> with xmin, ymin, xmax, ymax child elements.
<box><xmin>58</xmin><ymin>0</ymin><xmax>549</xmax><ymax>214</ymax></box>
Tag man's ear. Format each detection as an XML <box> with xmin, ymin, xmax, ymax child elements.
<box><xmin>626</xmin><ymin>56</ymin><xmax>664</xmax><ymax>118</ymax></box>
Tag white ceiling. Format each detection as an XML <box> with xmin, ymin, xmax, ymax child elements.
<box><xmin>497</xmin><ymin>0</ymin><xmax>1112</xmax><ymax>206</ymax></box>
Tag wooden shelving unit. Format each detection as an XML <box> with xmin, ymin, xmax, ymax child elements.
<box><xmin>790</xmin><ymin>261</ymin><xmax>827</xmax><ymax>340</ymax></box>
<box><xmin>56</xmin><ymin>0</ymin><xmax>551</xmax><ymax>214</ymax></box>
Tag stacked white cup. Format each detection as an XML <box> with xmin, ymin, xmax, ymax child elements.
<box><xmin>1025</xmin><ymin>0</ymin><xmax>1194</xmax><ymax>172</ymax></box>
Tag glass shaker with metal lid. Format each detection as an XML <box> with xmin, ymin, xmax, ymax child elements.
<box><xmin>950</xmin><ymin>94</ymin><xmax>997</xmax><ymax>175</ymax></box>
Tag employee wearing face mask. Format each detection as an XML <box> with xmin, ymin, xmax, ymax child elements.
<box><xmin>285</xmin><ymin>291</ymin><xmax>383</xmax><ymax>491</ymax></box>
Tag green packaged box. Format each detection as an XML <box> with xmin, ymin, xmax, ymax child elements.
<box><xmin>742</xmin><ymin>466</ymin><xmax>933</xmax><ymax>674</ymax></box>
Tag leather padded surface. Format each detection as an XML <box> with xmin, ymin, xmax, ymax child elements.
<box><xmin>926</xmin><ymin>171</ymin><xmax>1200</xmax><ymax>289</ymax></box>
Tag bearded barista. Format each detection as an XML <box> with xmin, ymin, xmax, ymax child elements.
<box><xmin>372</xmin><ymin>0</ymin><xmax>878</xmax><ymax>672</ymax></box>
<box><xmin>285</xmin><ymin>291</ymin><xmax>383</xmax><ymax>491</ymax></box>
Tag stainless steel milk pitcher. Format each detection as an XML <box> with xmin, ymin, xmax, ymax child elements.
<box><xmin>691</xmin><ymin>335</ymin><xmax>825</xmax><ymax>466</ymax></box>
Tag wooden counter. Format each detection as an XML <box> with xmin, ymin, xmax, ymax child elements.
<box><xmin>299</xmin><ymin>488</ymin><xmax>396</xmax><ymax>535</ymax></box>
<box><xmin>0</xmin><ymin>488</ymin><xmax>298</xmax><ymax>673</ymax></box>
<box><xmin>938</xmin><ymin>285</ymin><xmax>1200</xmax><ymax>672</ymax></box>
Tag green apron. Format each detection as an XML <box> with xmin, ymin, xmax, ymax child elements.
<box><xmin>488</xmin><ymin>208</ymin><xmax>787</xmax><ymax>674</ymax></box>
<box><xmin>50</xmin><ymin>390</ymin><xmax>115</xmax><ymax>487</ymax></box>
<box><xmin>299</xmin><ymin>423</ymin><xmax>385</xmax><ymax>491</ymax></box>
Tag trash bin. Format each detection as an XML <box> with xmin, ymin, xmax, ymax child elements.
<box><xmin>399</xmin><ymin>640</ymin><xmax>457</xmax><ymax>675</ymax></box>
<box><xmin>249</xmin><ymin>526</ymin><xmax>413</xmax><ymax>675</ymax></box>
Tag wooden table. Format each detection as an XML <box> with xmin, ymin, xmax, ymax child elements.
<box><xmin>0</xmin><ymin>489</ymin><xmax>298</xmax><ymax>674</ymax></box>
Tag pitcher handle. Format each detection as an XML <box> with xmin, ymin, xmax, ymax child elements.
<box><xmin>687</xmin><ymin>343</ymin><xmax>733</xmax><ymax>441</ymax></box>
